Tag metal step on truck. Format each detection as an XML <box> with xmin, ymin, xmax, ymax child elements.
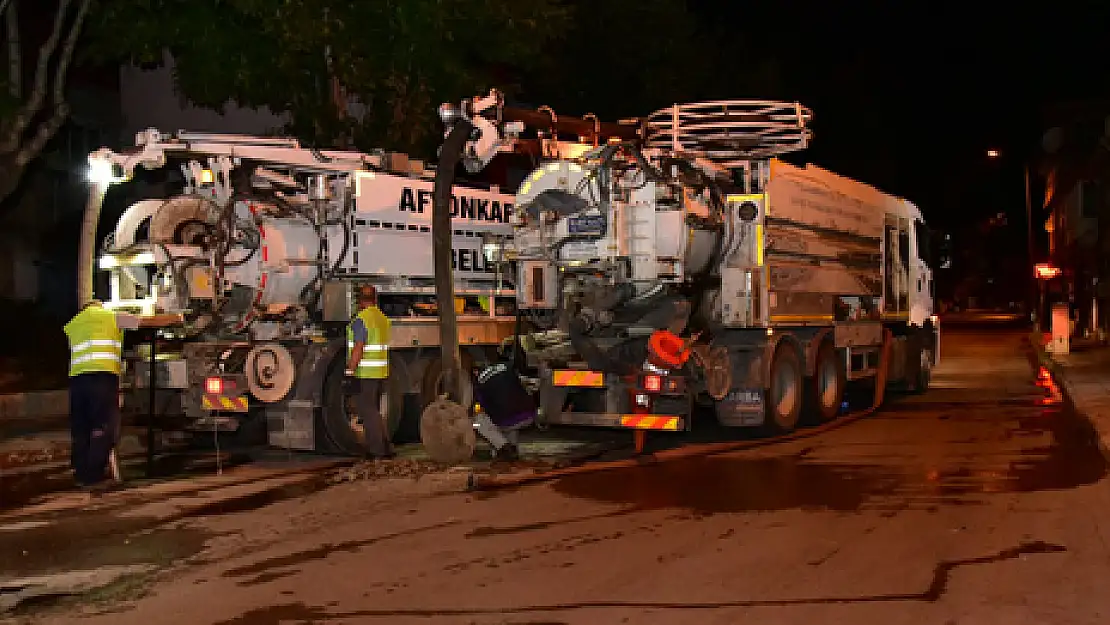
<box><xmin>435</xmin><ymin>90</ymin><xmax>939</xmax><ymax>447</ymax></box>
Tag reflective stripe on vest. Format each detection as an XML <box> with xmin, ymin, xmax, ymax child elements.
<box><xmin>64</xmin><ymin>307</ymin><xmax>123</xmax><ymax>376</ymax></box>
<box><xmin>346</xmin><ymin>306</ymin><xmax>391</xmax><ymax>379</ymax></box>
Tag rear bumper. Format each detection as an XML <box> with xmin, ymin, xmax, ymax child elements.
<box><xmin>540</xmin><ymin>410</ymin><xmax>685</xmax><ymax>431</ymax></box>
<box><xmin>540</xmin><ymin>368</ymin><xmax>690</xmax><ymax>432</ymax></box>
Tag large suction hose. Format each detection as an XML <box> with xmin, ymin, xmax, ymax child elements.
<box><xmin>432</xmin><ymin>119</ymin><xmax>476</xmax><ymax>401</ymax></box>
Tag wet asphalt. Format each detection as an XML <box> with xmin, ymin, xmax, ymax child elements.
<box><xmin>15</xmin><ymin>326</ymin><xmax>1110</xmax><ymax>624</ymax></box>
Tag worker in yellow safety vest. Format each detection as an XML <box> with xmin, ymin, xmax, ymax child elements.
<box><xmin>345</xmin><ymin>285</ymin><xmax>395</xmax><ymax>459</ymax></box>
<box><xmin>63</xmin><ymin>300</ymin><xmax>138</xmax><ymax>490</ymax></box>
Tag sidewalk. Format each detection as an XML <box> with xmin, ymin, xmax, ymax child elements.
<box><xmin>0</xmin><ymin>388</ymin><xmax>71</xmax><ymax>471</ymax></box>
<box><xmin>0</xmin><ymin>389</ymin><xmax>67</xmax><ymax>426</ymax></box>
<box><xmin>1032</xmin><ymin>332</ymin><xmax>1110</xmax><ymax>452</ymax></box>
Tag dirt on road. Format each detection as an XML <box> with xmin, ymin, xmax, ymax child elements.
<box><xmin>7</xmin><ymin>328</ymin><xmax>1110</xmax><ymax>625</ymax></box>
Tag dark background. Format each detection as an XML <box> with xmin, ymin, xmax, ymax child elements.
<box><xmin>4</xmin><ymin>0</ymin><xmax>1110</xmax><ymax>389</ymax></box>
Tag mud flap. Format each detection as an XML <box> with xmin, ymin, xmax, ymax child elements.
<box><xmin>714</xmin><ymin>389</ymin><xmax>765</xmax><ymax>426</ymax></box>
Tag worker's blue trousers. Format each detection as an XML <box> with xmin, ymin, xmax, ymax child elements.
<box><xmin>68</xmin><ymin>372</ymin><xmax>120</xmax><ymax>486</ymax></box>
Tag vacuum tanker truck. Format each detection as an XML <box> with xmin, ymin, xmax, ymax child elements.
<box><xmin>87</xmin><ymin>130</ymin><xmax>537</xmax><ymax>455</ymax></box>
<box><xmin>437</xmin><ymin>91</ymin><xmax>938</xmax><ymax>442</ymax></box>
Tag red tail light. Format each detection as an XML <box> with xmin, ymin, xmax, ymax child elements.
<box><xmin>204</xmin><ymin>377</ymin><xmax>224</xmax><ymax>395</ymax></box>
<box><xmin>642</xmin><ymin>374</ymin><xmax>662</xmax><ymax>393</ymax></box>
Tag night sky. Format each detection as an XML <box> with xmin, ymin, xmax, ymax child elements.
<box><xmin>70</xmin><ymin>2</ymin><xmax>1110</xmax><ymax>237</ymax></box>
<box><xmin>678</xmin><ymin>2</ymin><xmax>1110</xmax><ymax>232</ymax></box>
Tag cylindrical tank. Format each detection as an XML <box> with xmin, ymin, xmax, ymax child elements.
<box><xmin>253</xmin><ymin>216</ymin><xmax>321</xmax><ymax>307</ymax></box>
<box><xmin>653</xmin><ymin>203</ymin><xmax>721</xmax><ymax>280</ymax></box>
<box><xmin>681</xmin><ymin>227</ymin><xmax>720</xmax><ymax>277</ymax></box>
<box><xmin>514</xmin><ymin>158</ymin><xmax>724</xmax><ymax>282</ymax></box>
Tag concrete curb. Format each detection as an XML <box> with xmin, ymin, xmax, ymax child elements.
<box><xmin>0</xmin><ymin>390</ymin><xmax>67</xmax><ymax>422</ymax></box>
<box><xmin>1029</xmin><ymin>335</ymin><xmax>1110</xmax><ymax>459</ymax></box>
<box><xmin>2</xmin><ymin>431</ymin><xmax>148</xmax><ymax>472</ymax></box>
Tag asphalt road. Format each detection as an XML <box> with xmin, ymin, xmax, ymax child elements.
<box><xmin>20</xmin><ymin>326</ymin><xmax>1110</xmax><ymax>624</ymax></box>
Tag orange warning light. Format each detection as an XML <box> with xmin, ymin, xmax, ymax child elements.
<box><xmin>1034</xmin><ymin>263</ymin><xmax>1061</xmax><ymax>280</ymax></box>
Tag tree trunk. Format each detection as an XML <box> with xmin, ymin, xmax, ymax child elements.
<box><xmin>76</xmin><ymin>183</ymin><xmax>106</xmax><ymax>306</ymax></box>
<box><xmin>5</xmin><ymin>0</ymin><xmax>20</xmax><ymax>99</ymax></box>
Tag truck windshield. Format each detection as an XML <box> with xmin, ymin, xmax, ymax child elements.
<box><xmin>914</xmin><ymin>220</ymin><xmax>931</xmax><ymax>267</ymax></box>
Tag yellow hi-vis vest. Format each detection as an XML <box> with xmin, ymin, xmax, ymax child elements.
<box><xmin>347</xmin><ymin>306</ymin><xmax>391</xmax><ymax>379</ymax></box>
<box><xmin>63</xmin><ymin>305</ymin><xmax>123</xmax><ymax>377</ymax></box>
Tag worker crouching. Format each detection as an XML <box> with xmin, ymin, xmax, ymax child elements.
<box><xmin>472</xmin><ymin>357</ymin><xmax>536</xmax><ymax>461</ymax></box>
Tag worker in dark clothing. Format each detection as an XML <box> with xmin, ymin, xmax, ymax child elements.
<box><xmin>472</xmin><ymin>356</ymin><xmax>536</xmax><ymax>461</ymax></box>
<box><xmin>345</xmin><ymin>285</ymin><xmax>395</xmax><ymax>459</ymax></box>
<box><xmin>63</xmin><ymin>300</ymin><xmax>138</xmax><ymax>490</ymax></box>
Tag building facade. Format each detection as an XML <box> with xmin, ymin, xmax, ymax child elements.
<box><xmin>1041</xmin><ymin>101</ymin><xmax>1110</xmax><ymax>338</ymax></box>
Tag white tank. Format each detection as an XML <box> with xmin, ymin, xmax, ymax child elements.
<box><xmin>108</xmin><ymin>194</ymin><xmax>323</xmax><ymax>333</ymax></box>
<box><xmin>511</xmin><ymin>157</ymin><xmax>722</xmax><ymax>287</ymax></box>
<box><xmin>213</xmin><ymin>214</ymin><xmax>320</xmax><ymax>333</ymax></box>
<box><xmin>250</xmin><ymin>216</ymin><xmax>321</xmax><ymax>309</ymax></box>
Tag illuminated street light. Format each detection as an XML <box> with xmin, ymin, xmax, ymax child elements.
<box><xmin>87</xmin><ymin>155</ymin><xmax>128</xmax><ymax>185</ymax></box>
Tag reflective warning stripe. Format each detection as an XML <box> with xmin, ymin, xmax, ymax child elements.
<box><xmin>347</xmin><ymin>342</ymin><xmax>389</xmax><ymax>351</ymax></box>
<box><xmin>201</xmin><ymin>395</ymin><xmax>250</xmax><ymax>412</ymax></box>
<box><xmin>70</xmin><ymin>339</ymin><xmax>123</xmax><ymax>368</ymax></box>
<box><xmin>71</xmin><ymin>352</ymin><xmax>121</xmax><ymax>366</ymax></box>
<box><xmin>347</xmin><ymin>342</ymin><xmax>389</xmax><ymax>376</ymax></box>
<box><xmin>619</xmin><ymin>415</ymin><xmax>680</xmax><ymax>430</ymax></box>
<box><xmin>552</xmin><ymin>370</ymin><xmax>605</xmax><ymax>387</ymax></box>
<box><xmin>72</xmin><ymin>339</ymin><xmax>122</xmax><ymax>351</ymax></box>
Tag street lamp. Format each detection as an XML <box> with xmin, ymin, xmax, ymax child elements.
<box><xmin>985</xmin><ymin>149</ymin><xmax>1037</xmax><ymax>325</ymax></box>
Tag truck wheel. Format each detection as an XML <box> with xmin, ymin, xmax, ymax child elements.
<box><xmin>422</xmin><ymin>353</ymin><xmax>475</xmax><ymax>412</ymax></box>
<box><xmin>321</xmin><ymin>355</ymin><xmax>404</xmax><ymax>456</ymax></box>
<box><xmin>907</xmin><ymin>335</ymin><xmax>932</xmax><ymax>394</ymax></box>
<box><xmin>321</xmin><ymin>357</ymin><xmax>364</xmax><ymax>455</ymax></box>
<box><xmin>764</xmin><ymin>344</ymin><xmax>803</xmax><ymax>434</ymax></box>
<box><xmin>803</xmin><ymin>341</ymin><xmax>845</xmax><ymax>424</ymax></box>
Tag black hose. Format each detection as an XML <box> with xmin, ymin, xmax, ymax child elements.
<box><xmin>432</xmin><ymin>119</ymin><xmax>476</xmax><ymax>402</ymax></box>
<box><xmin>300</xmin><ymin>194</ymin><xmax>354</xmax><ymax>311</ymax></box>
<box><xmin>567</xmin><ymin>316</ymin><xmax>636</xmax><ymax>376</ymax></box>
<box><xmin>326</xmin><ymin>200</ymin><xmax>354</xmax><ymax>274</ymax></box>
<box><xmin>511</xmin><ymin>307</ymin><xmax>524</xmax><ymax>375</ymax></box>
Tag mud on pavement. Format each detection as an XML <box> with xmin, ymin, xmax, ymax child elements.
<box><xmin>0</xmin><ymin>434</ymin><xmax>613</xmax><ymax>618</ymax></box>
<box><xmin>0</xmin><ymin>456</ymin><xmax>354</xmax><ymax>616</ymax></box>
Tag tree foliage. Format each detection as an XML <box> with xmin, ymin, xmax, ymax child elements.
<box><xmin>0</xmin><ymin>0</ymin><xmax>93</xmax><ymax>205</ymax></box>
<box><xmin>85</xmin><ymin>0</ymin><xmax>572</xmax><ymax>155</ymax></box>
<box><xmin>521</xmin><ymin>0</ymin><xmax>706</xmax><ymax>121</ymax></box>
<box><xmin>519</xmin><ymin>0</ymin><xmax>789</xmax><ymax>123</ymax></box>
<box><xmin>84</xmin><ymin>0</ymin><xmax>788</xmax><ymax>158</ymax></box>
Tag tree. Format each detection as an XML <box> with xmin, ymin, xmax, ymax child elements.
<box><xmin>515</xmin><ymin>0</ymin><xmax>790</xmax><ymax>131</ymax></box>
<box><xmin>521</xmin><ymin>0</ymin><xmax>705</xmax><ymax>121</ymax></box>
<box><xmin>0</xmin><ymin>0</ymin><xmax>93</xmax><ymax>205</ymax></box>
<box><xmin>85</xmin><ymin>0</ymin><xmax>572</xmax><ymax>156</ymax></box>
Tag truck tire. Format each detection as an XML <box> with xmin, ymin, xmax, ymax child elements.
<box><xmin>321</xmin><ymin>354</ymin><xmax>405</xmax><ymax>456</ymax></box>
<box><xmin>803</xmin><ymin>340</ymin><xmax>845</xmax><ymax>424</ymax></box>
<box><xmin>906</xmin><ymin>333</ymin><xmax>932</xmax><ymax>395</ymax></box>
<box><xmin>764</xmin><ymin>343</ymin><xmax>803</xmax><ymax>434</ymax></box>
<box><xmin>421</xmin><ymin>353</ymin><xmax>476</xmax><ymax>413</ymax></box>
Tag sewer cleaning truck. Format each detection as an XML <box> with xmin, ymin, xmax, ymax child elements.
<box><xmin>435</xmin><ymin>90</ymin><xmax>938</xmax><ymax>442</ymax></box>
<box><xmin>86</xmin><ymin>130</ymin><xmax>540</xmax><ymax>455</ymax></box>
